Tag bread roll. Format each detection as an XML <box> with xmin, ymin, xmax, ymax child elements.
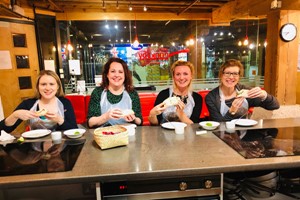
<box><xmin>122</xmin><ymin>109</ymin><xmax>134</xmax><ymax>116</ymax></box>
<box><xmin>236</xmin><ymin>89</ymin><xmax>249</xmax><ymax>98</ymax></box>
<box><xmin>163</xmin><ymin>96</ymin><xmax>180</xmax><ymax>107</ymax></box>
<box><xmin>36</xmin><ymin>108</ymin><xmax>48</xmax><ymax>116</ymax></box>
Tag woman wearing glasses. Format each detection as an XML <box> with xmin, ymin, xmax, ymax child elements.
<box><xmin>205</xmin><ymin>59</ymin><xmax>279</xmax><ymax>122</ymax></box>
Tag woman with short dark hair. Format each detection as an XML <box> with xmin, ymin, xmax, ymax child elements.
<box><xmin>206</xmin><ymin>59</ymin><xmax>279</xmax><ymax>122</ymax></box>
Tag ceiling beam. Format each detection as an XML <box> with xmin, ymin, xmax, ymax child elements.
<box><xmin>55</xmin><ymin>11</ymin><xmax>211</xmax><ymax>21</ymax></box>
<box><xmin>177</xmin><ymin>0</ymin><xmax>199</xmax><ymax>15</ymax></box>
<box><xmin>46</xmin><ymin>0</ymin><xmax>63</xmax><ymax>12</ymax></box>
<box><xmin>212</xmin><ymin>0</ymin><xmax>300</xmax><ymax>23</ymax></box>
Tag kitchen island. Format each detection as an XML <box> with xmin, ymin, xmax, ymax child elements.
<box><xmin>1</xmin><ymin>118</ymin><xmax>300</xmax><ymax>199</ymax></box>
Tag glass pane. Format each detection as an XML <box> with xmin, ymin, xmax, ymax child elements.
<box><xmin>12</xmin><ymin>34</ymin><xmax>27</xmax><ymax>47</ymax></box>
<box><xmin>16</xmin><ymin>55</ymin><xmax>29</xmax><ymax>69</ymax></box>
<box><xmin>58</xmin><ymin>19</ymin><xmax>266</xmax><ymax>93</ymax></box>
<box><xmin>18</xmin><ymin>76</ymin><xmax>32</xmax><ymax>89</ymax></box>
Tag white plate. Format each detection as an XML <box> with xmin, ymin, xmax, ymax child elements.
<box><xmin>161</xmin><ymin>122</ymin><xmax>187</xmax><ymax>130</ymax></box>
<box><xmin>64</xmin><ymin>128</ymin><xmax>86</xmax><ymax>138</ymax></box>
<box><xmin>21</xmin><ymin>129</ymin><xmax>51</xmax><ymax>139</ymax></box>
<box><xmin>231</xmin><ymin>119</ymin><xmax>258</xmax><ymax>127</ymax></box>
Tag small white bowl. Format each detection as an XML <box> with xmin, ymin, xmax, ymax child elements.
<box><xmin>64</xmin><ymin>128</ymin><xmax>86</xmax><ymax>139</ymax></box>
<box><xmin>199</xmin><ymin>121</ymin><xmax>220</xmax><ymax>130</ymax></box>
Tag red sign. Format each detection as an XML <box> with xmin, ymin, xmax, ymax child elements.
<box><xmin>136</xmin><ymin>47</ymin><xmax>189</xmax><ymax>66</ymax></box>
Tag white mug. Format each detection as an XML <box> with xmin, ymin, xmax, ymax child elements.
<box><xmin>226</xmin><ymin>121</ymin><xmax>235</xmax><ymax>130</ymax></box>
<box><xmin>175</xmin><ymin>125</ymin><xmax>185</xmax><ymax>134</ymax></box>
<box><xmin>51</xmin><ymin>131</ymin><xmax>62</xmax><ymax>144</ymax></box>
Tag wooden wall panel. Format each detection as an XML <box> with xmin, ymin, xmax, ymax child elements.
<box><xmin>265</xmin><ymin>10</ymin><xmax>299</xmax><ymax>105</ymax></box>
<box><xmin>0</xmin><ymin>19</ymin><xmax>39</xmax><ymax>134</ymax></box>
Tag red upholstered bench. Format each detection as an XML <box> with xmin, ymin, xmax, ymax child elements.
<box><xmin>85</xmin><ymin>95</ymin><xmax>91</xmax><ymax>115</ymax></box>
<box><xmin>198</xmin><ymin>90</ymin><xmax>210</xmax><ymax>119</ymax></box>
<box><xmin>67</xmin><ymin>90</ymin><xmax>212</xmax><ymax>126</ymax></box>
<box><xmin>65</xmin><ymin>95</ymin><xmax>86</xmax><ymax>124</ymax></box>
<box><xmin>138</xmin><ymin>93</ymin><xmax>157</xmax><ymax>126</ymax></box>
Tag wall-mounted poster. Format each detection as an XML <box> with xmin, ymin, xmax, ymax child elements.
<box><xmin>0</xmin><ymin>50</ymin><xmax>12</xmax><ymax>69</ymax></box>
<box><xmin>69</xmin><ymin>60</ymin><xmax>81</xmax><ymax>75</ymax></box>
<box><xmin>44</xmin><ymin>60</ymin><xmax>55</xmax><ymax>72</ymax></box>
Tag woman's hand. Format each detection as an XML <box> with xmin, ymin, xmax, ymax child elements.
<box><xmin>106</xmin><ymin>108</ymin><xmax>123</xmax><ymax>120</ymax></box>
<box><xmin>229</xmin><ymin>97</ymin><xmax>245</xmax><ymax>114</ymax></box>
<box><xmin>13</xmin><ymin>110</ymin><xmax>38</xmax><ymax>121</ymax></box>
<box><xmin>148</xmin><ymin>102</ymin><xmax>166</xmax><ymax>125</ymax></box>
<box><xmin>175</xmin><ymin>100</ymin><xmax>186</xmax><ymax>117</ymax></box>
<box><xmin>248</xmin><ymin>87</ymin><xmax>267</xmax><ymax>100</ymax></box>
<box><xmin>149</xmin><ymin>102</ymin><xmax>166</xmax><ymax>117</ymax></box>
<box><xmin>123</xmin><ymin>113</ymin><xmax>136</xmax><ymax>122</ymax></box>
<box><xmin>45</xmin><ymin>112</ymin><xmax>64</xmax><ymax>125</ymax></box>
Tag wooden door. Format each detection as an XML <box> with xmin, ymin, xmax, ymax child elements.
<box><xmin>0</xmin><ymin>19</ymin><xmax>40</xmax><ymax>134</ymax></box>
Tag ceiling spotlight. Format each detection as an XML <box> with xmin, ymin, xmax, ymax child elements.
<box><xmin>102</xmin><ymin>0</ymin><xmax>105</xmax><ymax>9</ymax></box>
<box><xmin>129</xmin><ymin>1</ymin><xmax>133</xmax><ymax>11</ymax></box>
<box><xmin>143</xmin><ymin>5</ymin><xmax>147</xmax><ymax>11</ymax></box>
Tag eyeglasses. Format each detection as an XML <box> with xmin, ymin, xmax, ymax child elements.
<box><xmin>223</xmin><ymin>72</ymin><xmax>240</xmax><ymax>77</ymax></box>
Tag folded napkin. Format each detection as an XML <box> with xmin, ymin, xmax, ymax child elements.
<box><xmin>0</xmin><ymin>130</ymin><xmax>16</xmax><ymax>142</ymax></box>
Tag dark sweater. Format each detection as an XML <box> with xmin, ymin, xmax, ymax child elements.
<box><xmin>154</xmin><ymin>88</ymin><xmax>203</xmax><ymax>124</ymax></box>
<box><xmin>0</xmin><ymin>97</ymin><xmax>77</xmax><ymax>133</ymax></box>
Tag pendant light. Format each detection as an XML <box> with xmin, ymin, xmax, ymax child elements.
<box><xmin>132</xmin><ymin>13</ymin><xmax>139</xmax><ymax>48</ymax></box>
<box><xmin>243</xmin><ymin>18</ymin><xmax>249</xmax><ymax>46</ymax></box>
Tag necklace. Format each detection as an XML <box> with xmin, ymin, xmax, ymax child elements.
<box><xmin>172</xmin><ymin>92</ymin><xmax>188</xmax><ymax>104</ymax></box>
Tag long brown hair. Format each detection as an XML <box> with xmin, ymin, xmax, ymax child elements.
<box><xmin>101</xmin><ymin>57</ymin><xmax>134</xmax><ymax>92</ymax></box>
<box><xmin>35</xmin><ymin>70</ymin><xmax>64</xmax><ymax>99</ymax></box>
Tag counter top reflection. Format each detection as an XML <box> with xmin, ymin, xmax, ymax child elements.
<box><xmin>1</xmin><ymin>118</ymin><xmax>300</xmax><ymax>189</ymax></box>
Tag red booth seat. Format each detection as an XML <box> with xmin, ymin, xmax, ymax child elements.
<box><xmin>65</xmin><ymin>95</ymin><xmax>86</xmax><ymax>124</ymax></box>
<box><xmin>138</xmin><ymin>93</ymin><xmax>157</xmax><ymax>126</ymax></box>
<box><xmin>198</xmin><ymin>90</ymin><xmax>210</xmax><ymax>119</ymax></box>
<box><xmin>67</xmin><ymin>90</ymin><xmax>211</xmax><ymax>125</ymax></box>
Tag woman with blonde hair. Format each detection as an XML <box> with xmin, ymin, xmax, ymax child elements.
<box><xmin>0</xmin><ymin>70</ymin><xmax>77</xmax><ymax>133</ymax></box>
<box><xmin>148</xmin><ymin>60</ymin><xmax>202</xmax><ymax>125</ymax></box>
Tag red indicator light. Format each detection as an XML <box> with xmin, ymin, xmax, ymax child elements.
<box><xmin>119</xmin><ymin>185</ymin><xmax>126</xmax><ymax>190</ymax></box>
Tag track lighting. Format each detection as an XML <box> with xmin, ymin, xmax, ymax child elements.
<box><xmin>116</xmin><ymin>0</ymin><xmax>119</xmax><ymax>9</ymax></box>
<box><xmin>143</xmin><ymin>5</ymin><xmax>147</xmax><ymax>11</ymax></box>
<box><xmin>129</xmin><ymin>1</ymin><xmax>132</xmax><ymax>11</ymax></box>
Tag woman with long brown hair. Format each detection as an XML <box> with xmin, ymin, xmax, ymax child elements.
<box><xmin>87</xmin><ymin>57</ymin><xmax>142</xmax><ymax>127</ymax></box>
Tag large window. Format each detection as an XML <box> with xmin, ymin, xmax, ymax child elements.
<box><xmin>49</xmin><ymin>19</ymin><xmax>266</xmax><ymax>92</ymax></box>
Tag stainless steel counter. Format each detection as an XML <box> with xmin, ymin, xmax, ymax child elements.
<box><xmin>1</xmin><ymin>118</ymin><xmax>300</xmax><ymax>190</ymax></box>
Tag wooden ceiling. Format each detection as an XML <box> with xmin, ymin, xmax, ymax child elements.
<box><xmin>2</xmin><ymin>0</ymin><xmax>297</xmax><ymax>23</ymax></box>
<box><xmin>18</xmin><ymin>0</ymin><xmax>232</xmax><ymax>15</ymax></box>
